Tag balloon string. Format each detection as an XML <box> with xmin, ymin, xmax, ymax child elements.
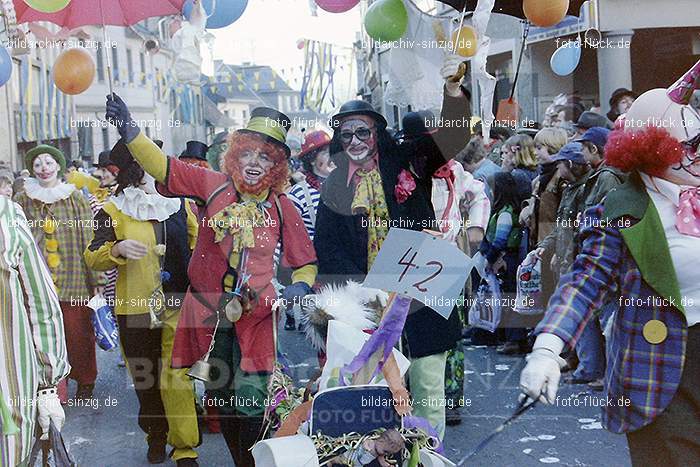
<box><xmin>509</xmin><ymin>21</ymin><xmax>530</xmax><ymax>100</ymax></box>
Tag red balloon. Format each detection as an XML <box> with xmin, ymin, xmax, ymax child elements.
<box><xmin>53</xmin><ymin>48</ymin><xmax>95</xmax><ymax>95</ymax></box>
<box><xmin>315</xmin><ymin>0</ymin><xmax>359</xmax><ymax>14</ymax></box>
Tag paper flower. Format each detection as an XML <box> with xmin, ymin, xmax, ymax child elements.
<box><xmin>395</xmin><ymin>169</ymin><xmax>416</xmax><ymax>204</ymax></box>
<box><xmin>153</xmin><ymin>244</ymin><xmax>166</xmax><ymax>256</ymax></box>
<box><xmin>45</xmin><ymin>239</ymin><xmax>59</xmax><ymax>252</ymax></box>
<box><xmin>46</xmin><ymin>253</ymin><xmax>61</xmax><ymax>269</ymax></box>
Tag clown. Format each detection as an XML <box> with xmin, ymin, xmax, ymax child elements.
<box><xmin>105</xmin><ymin>95</ymin><xmax>317</xmax><ymax>467</ymax></box>
<box><xmin>520</xmin><ymin>60</ymin><xmax>700</xmax><ymax>465</ymax></box>
<box><xmin>14</xmin><ymin>145</ymin><xmax>98</xmax><ymax>401</ymax></box>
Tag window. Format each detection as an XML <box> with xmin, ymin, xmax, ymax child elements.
<box><xmin>139</xmin><ymin>52</ymin><xmax>146</xmax><ymax>85</ymax></box>
<box><xmin>96</xmin><ymin>43</ymin><xmax>105</xmax><ymax>82</ymax></box>
<box><xmin>102</xmin><ymin>127</ymin><xmax>109</xmax><ymax>152</ymax></box>
<box><xmin>126</xmin><ymin>49</ymin><xmax>134</xmax><ymax>84</ymax></box>
<box><xmin>111</xmin><ymin>46</ymin><xmax>119</xmax><ymax>82</ymax></box>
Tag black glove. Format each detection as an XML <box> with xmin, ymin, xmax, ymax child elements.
<box><xmin>105</xmin><ymin>93</ymin><xmax>139</xmax><ymax>142</ymax></box>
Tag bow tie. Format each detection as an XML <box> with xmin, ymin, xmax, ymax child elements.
<box><xmin>676</xmin><ymin>187</ymin><xmax>700</xmax><ymax>237</ymax></box>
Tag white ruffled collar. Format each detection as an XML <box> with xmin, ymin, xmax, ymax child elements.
<box><xmin>24</xmin><ymin>178</ymin><xmax>76</xmax><ymax>204</ymax></box>
<box><xmin>110</xmin><ymin>186</ymin><xmax>181</xmax><ymax>221</ymax></box>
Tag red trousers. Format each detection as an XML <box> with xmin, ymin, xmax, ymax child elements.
<box><xmin>60</xmin><ymin>302</ymin><xmax>97</xmax><ymax>385</ymax></box>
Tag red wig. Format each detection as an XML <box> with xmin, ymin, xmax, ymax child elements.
<box><xmin>605</xmin><ymin>126</ymin><xmax>686</xmax><ymax>177</ymax></box>
<box><xmin>223</xmin><ymin>131</ymin><xmax>289</xmax><ymax>194</ymax></box>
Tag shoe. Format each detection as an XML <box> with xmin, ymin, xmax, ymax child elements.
<box><xmin>284</xmin><ymin>315</ymin><xmax>296</xmax><ymax>331</ymax></box>
<box><xmin>147</xmin><ymin>437</ymin><xmax>167</xmax><ymax>464</ymax></box>
<box><xmin>75</xmin><ymin>384</ymin><xmax>94</xmax><ymax>399</ymax></box>
<box><xmin>563</xmin><ymin>375</ymin><xmax>596</xmax><ymax>385</ymax></box>
<box><xmin>176</xmin><ymin>458</ymin><xmax>199</xmax><ymax>467</ymax></box>
<box><xmin>445</xmin><ymin>407</ymin><xmax>462</xmax><ymax>426</ymax></box>
<box><xmin>588</xmin><ymin>378</ymin><xmax>604</xmax><ymax>391</ymax></box>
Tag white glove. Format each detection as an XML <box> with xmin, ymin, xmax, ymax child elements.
<box><xmin>519</xmin><ymin>333</ymin><xmax>567</xmax><ymax>404</ymax></box>
<box><xmin>440</xmin><ymin>54</ymin><xmax>466</xmax><ymax>95</ymax></box>
<box><xmin>36</xmin><ymin>387</ymin><xmax>65</xmax><ymax>440</ymax></box>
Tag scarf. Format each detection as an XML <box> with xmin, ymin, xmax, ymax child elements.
<box><xmin>677</xmin><ymin>187</ymin><xmax>700</xmax><ymax>237</ymax></box>
<box><xmin>210</xmin><ymin>195</ymin><xmax>272</xmax><ymax>253</ymax></box>
<box><xmin>351</xmin><ymin>168</ymin><xmax>390</xmax><ymax>268</ymax></box>
<box><xmin>305</xmin><ymin>171</ymin><xmax>325</xmax><ymax>191</ymax></box>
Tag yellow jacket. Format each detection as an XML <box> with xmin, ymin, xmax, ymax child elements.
<box><xmin>84</xmin><ymin>200</ymin><xmax>198</xmax><ymax>315</ymax></box>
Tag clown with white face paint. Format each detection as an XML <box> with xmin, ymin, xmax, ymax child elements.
<box><xmin>14</xmin><ymin>145</ymin><xmax>98</xmax><ymax>402</ymax></box>
<box><xmin>520</xmin><ymin>60</ymin><xmax>700</xmax><ymax>466</ymax></box>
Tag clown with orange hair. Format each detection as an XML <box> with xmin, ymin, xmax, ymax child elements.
<box><xmin>106</xmin><ymin>95</ymin><xmax>317</xmax><ymax>467</ymax></box>
<box><xmin>520</xmin><ymin>60</ymin><xmax>700</xmax><ymax>466</ymax></box>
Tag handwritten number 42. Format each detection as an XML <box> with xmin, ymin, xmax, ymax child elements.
<box><xmin>397</xmin><ymin>247</ymin><xmax>443</xmax><ymax>292</ymax></box>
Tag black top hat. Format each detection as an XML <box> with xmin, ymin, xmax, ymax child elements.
<box><xmin>329</xmin><ymin>100</ymin><xmax>388</xmax><ymax>130</ymax></box>
<box><xmin>93</xmin><ymin>150</ymin><xmax>115</xmax><ymax>168</ymax></box>
<box><xmin>179</xmin><ymin>141</ymin><xmax>209</xmax><ymax>161</ymax></box>
<box><xmin>109</xmin><ymin>139</ymin><xmax>136</xmax><ymax>170</ymax></box>
<box><xmin>400</xmin><ymin>110</ymin><xmax>438</xmax><ymax>139</ymax></box>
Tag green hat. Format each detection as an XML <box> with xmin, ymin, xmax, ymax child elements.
<box><xmin>237</xmin><ymin>107</ymin><xmax>292</xmax><ymax>156</ymax></box>
<box><xmin>25</xmin><ymin>145</ymin><xmax>66</xmax><ymax>175</ymax></box>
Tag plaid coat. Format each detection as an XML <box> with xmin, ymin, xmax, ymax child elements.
<box><xmin>536</xmin><ymin>172</ymin><xmax>690</xmax><ymax>434</ymax></box>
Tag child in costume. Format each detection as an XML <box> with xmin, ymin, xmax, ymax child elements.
<box><xmin>105</xmin><ymin>94</ymin><xmax>317</xmax><ymax>467</ymax></box>
<box><xmin>15</xmin><ymin>145</ymin><xmax>98</xmax><ymax>400</ymax></box>
<box><xmin>520</xmin><ymin>60</ymin><xmax>700</xmax><ymax>466</ymax></box>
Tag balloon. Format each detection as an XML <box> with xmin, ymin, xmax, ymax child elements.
<box><xmin>451</xmin><ymin>26</ymin><xmax>478</xmax><ymax>58</ymax></box>
<box><xmin>296</xmin><ymin>39</ymin><xmax>306</xmax><ymax>50</ymax></box>
<box><xmin>53</xmin><ymin>48</ymin><xmax>95</xmax><ymax>95</ymax></box>
<box><xmin>316</xmin><ymin>0</ymin><xmax>360</xmax><ymax>13</ymax></box>
<box><xmin>550</xmin><ymin>40</ymin><xmax>581</xmax><ymax>76</ymax></box>
<box><xmin>183</xmin><ymin>0</ymin><xmax>248</xmax><ymax>29</ymax></box>
<box><xmin>523</xmin><ymin>0</ymin><xmax>569</xmax><ymax>28</ymax></box>
<box><xmin>23</xmin><ymin>0</ymin><xmax>71</xmax><ymax>13</ymax></box>
<box><xmin>0</xmin><ymin>47</ymin><xmax>11</xmax><ymax>87</ymax></box>
<box><xmin>364</xmin><ymin>0</ymin><xmax>408</xmax><ymax>43</ymax></box>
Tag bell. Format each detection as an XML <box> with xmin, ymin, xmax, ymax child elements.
<box><xmin>187</xmin><ymin>358</ymin><xmax>213</xmax><ymax>382</ymax></box>
<box><xmin>225</xmin><ymin>295</ymin><xmax>243</xmax><ymax>322</ymax></box>
<box><xmin>144</xmin><ymin>38</ymin><xmax>160</xmax><ymax>54</ymax></box>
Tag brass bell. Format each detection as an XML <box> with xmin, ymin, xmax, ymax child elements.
<box><xmin>187</xmin><ymin>358</ymin><xmax>213</xmax><ymax>382</ymax></box>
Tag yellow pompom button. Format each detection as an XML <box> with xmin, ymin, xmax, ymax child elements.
<box><xmin>643</xmin><ymin>319</ymin><xmax>668</xmax><ymax>345</ymax></box>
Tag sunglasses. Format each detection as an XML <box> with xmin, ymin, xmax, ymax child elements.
<box><xmin>339</xmin><ymin>126</ymin><xmax>376</xmax><ymax>144</ymax></box>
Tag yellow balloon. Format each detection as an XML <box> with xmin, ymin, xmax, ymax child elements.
<box><xmin>523</xmin><ymin>0</ymin><xmax>569</xmax><ymax>28</ymax></box>
<box><xmin>451</xmin><ymin>26</ymin><xmax>478</xmax><ymax>58</ymax></box>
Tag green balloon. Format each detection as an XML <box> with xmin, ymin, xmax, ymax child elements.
<box><xmin>364</xmin><ymin>0</ymin><xmax>408</xmax><ymax>43</ymax></box>
<box><xmin>24</xmin><ymin>0</ymin><xmax>71</xmax><ymax>13</ymax></box>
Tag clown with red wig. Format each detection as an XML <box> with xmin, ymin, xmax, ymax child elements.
<box><xmin>106</xmin><ymin>95</ymin><xmax>317</xmax><ymax>467</ymax></box>
<box><xmin>520</xmin><ymin>61</ymin><xmax>700</xmax><ymax>465</ymax></box>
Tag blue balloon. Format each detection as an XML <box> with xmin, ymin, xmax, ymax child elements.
<box><xmin>182</xmin><ymin>0</ymin><xmax>248</xmax><ymax>29</ymax></box>
<box><xmin>0</xmin><ymin>47</ymin><xmax>11</xmax><ymax>87</ymax></box>
<box><xmin>550</xmin><ymin>40</ymin><xmax>581</xmax><ymax>76</ymax></box>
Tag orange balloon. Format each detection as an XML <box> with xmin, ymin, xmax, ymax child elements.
<box><xmin>53</xmin><ymin>48</ymin><xmax>95</xmax><ymax>95</ymax></box>
<box><xmin>451</xmin><ymin>26</ymin><xmax>478</xmax><ymax>57</ymax></box>
<box><xmin>523</xmin><ymin>0</ymin><xmax>569</xmax><ymax>28</ymax></box>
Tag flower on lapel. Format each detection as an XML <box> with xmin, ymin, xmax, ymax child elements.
<box><xmin>395</xmin><ymin>169</ymin><xmax>416</xmax><ymax>204</ymax></box>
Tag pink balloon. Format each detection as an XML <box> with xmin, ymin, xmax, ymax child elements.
<box><xmin>297</xmin><ymin>39</ymin><xmax>305</xmax><ymax>50</ymax></box>
<box><xmin>315</xmin><ymin>0</ymin><xmax>359</xmax><ymax>13</ymax></box>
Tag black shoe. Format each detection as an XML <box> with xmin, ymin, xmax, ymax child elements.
<box><xmin>445</xmin><ymin>408</ymin><xmax>462</xmax><ymax>426</ymax></box>
<box><xmin>176</xmin><ymin>458</ymin><xmax>199</xmax><ymax>467</ymax></box>
<box><xmin>284</xmin><ymin>315</ymin><xmax>296</xmax><ymax>331</ymax></box>
<box><xmin>147</xmin><ymin>437</ymin><xmax>167</xmax><ymax>464</ymax></box>
<box><xmin>75</xmin><ymin>384</ymin><xmax>94</xmax><ymax>399</ymax></box>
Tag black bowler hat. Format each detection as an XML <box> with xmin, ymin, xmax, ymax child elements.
<box><xmin>575</xmin><ymin>111</ymin><xmax>613</xmax><ymax>130</ymax></box>
<box><xmin>400</xmin><ymin>110</ymin><xmax>438</xmax><ymax>139</ymax></box>
<box><xmin>608</xmin><ymin>88</ymin><xmax>637</xmax><ymax>108</ymax></box>
<box><xmin>179</xmin><ymin>140</ymin><xmax>209</xmax><ymax>161</ymax></box>
<box><xmin>329</xmin><ymin>100</ymin><xmax>387</xmax><ymax>130</ymax></box>
<box><xmin>93</xmin><ymin>150</ymin><xmax>114</xmax><ymax>168</ymax></box>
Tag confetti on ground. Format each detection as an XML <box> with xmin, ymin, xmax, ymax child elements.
<box><xmin>480</xmin><ymin>372</ymin><xmax>495</xmax><ymax>376</ymax></box>
<box><xmin>495</xmin><ymin>364</ymin><xmax>510</xmax><ymax>371</ymax></box>
<box><xmin>537</xmin><ymin>435</ymin><xmax>556</xmax><ymax>440</ymax></box>
<box><xmin>581</xmin><ymin>422</ymin><xmax>603</xmax><ymax>430</ymax></box>
<box><xmin>523</xmin><ymin>448</ymin><xmax>533</xmax><ymax>454</ymax></box>
<box><xmin>518</xmin><ymin>436</ymin><xmax>540</xmax><ymax>443</ymax></box>
<box><xmin>289</xmin><ymin>363</ymin><xmax>310</xmax><ymax>368</ymax></box>
<box><xmin>71</xmin><ymin>437</ymin><xmax>91</xmax><ymax>446</ymax></box>
<box><xmin>578</xmin><ymin>418</ymin><xmax>596</xmax><ymax>423</ymax></box>
<box><xmin>539</xmin><ymin>457</ymin><xmax>560</xmax><ymax>463</ymax></box>
<box><xmin>299</xmin><ymin>378</ymin><xmax>309</xmax><ymax>384</ymax></box>
<box><xmin>465</xmin><ymin>370</ymin><xmax>475</xmax><ymax>374</ymax></box>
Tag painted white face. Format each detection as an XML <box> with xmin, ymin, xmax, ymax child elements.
<box><xmin>238</xmin><ymin>148</ymin><xmax>275</xmax><ymax>186</ymax></box>
<box><xmin>32</xmin><ymin>154</ymin><xmax>59</xmax><ymax>187</ymax></box>
<box><xmin>339</xmin><ymin>116</ymin><xmax>377</xmax><ymax>163</ymax></box>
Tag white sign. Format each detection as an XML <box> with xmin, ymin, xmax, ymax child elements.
<box><xmin>362</xmin><ymin>228</ymin><xmax>474</xmax><ymax>319</ymax></box>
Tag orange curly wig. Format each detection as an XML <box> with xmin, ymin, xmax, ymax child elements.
<box><xmin>223</xmin><ymin>131</ymin><xmax>289</xmax><ymax>194</ymax></box>
<box><xmin>180</xmin><ymin>158</ymin><xmax>211</xmax><ymax>169</ymax></box>
<box><xmin>605</xmin><ymin>126</ymin><xmax>686</xmax><ymax>177</ymax></box>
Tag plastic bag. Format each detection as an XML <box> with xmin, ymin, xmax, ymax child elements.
<box><xmin>468</xmin><ymin>272</ymin><xmax>502</xmax><ymax>332</ymax></box>
<box><xmin>87</xmin><ymin>295</ymin><xmax>119</xmax><ymax>351</ymax></box>
<box><xmin>514</xmin><ymin>255</ymin><xmax>545</xmax><ymax>316</ymax></box>
<box><xmin>29</xmin><ymin>421</ymin><xmax>75</xmax><ymax>466</ymax></box>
